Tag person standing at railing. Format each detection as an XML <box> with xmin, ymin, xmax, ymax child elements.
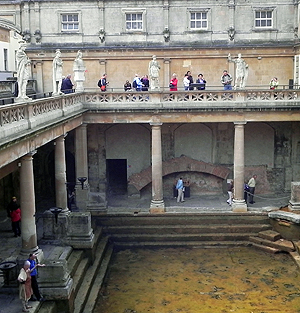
<box><xmin>186</xmin><ymin>71</ymin><xmax>194</xmax><ymax>90</ymax></box>
<box><xmin>61</xmin><ymin>74</ymin><xmax>74</xmax><ymax>94</ymax></box>
<box><xmin>183</xmin><ymin>74</ymin><xmax>190</xmax><ymax>91</ymax></box>
<box><xmin>98</xmin><ymin>73</ymin><xmax>108</xmax><ymax>92</ymax></box>
<box><xmin>221</xmin><ymin>70</ymin><xmax>233</xmax><ymax>90</ymax></box>
<box><xmin>169</xmin><ymin>73</ymin><xmax>178</xmax><ymax>91</ymax></box>
<box><xmin>269</xmin><ymin>77</ymin><xmax>279</xmax><ymax>90</ymax></box>
<box><xmin>196</xmin><ymin>73</ymin><xmax>206</xmax><ymax>90</ymax></box>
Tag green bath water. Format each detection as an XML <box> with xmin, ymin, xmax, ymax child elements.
<box><xmin>95</xmin><ymin>247</ymin><xmax>300</xmax><ymax>313</ymax></box>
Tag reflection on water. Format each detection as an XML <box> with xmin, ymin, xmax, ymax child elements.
<box><xmin>95</xmin><ymin>247</ymin><xmax>300</xmax><ymax>313</ymax></box>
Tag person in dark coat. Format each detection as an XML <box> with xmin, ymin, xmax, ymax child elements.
<box><xmin>61</xmin><ymin>74</ymin><xmax>74</xmax><ymax>94</ymax></box>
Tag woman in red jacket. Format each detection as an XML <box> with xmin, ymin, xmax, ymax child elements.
<box><xmin>10</xmin><ymin>203</ymin><xmax>21</xmax><ymax>237</ymax></box>
<box><xmin>169</xmin><ymin>73</ymin><xmax>178</xmax><ymax>91</ymax></box>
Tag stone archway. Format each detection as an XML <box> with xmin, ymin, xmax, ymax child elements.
<box><xmin>128</xmin><ymin>155</ymin><xmax>230</xmax><ymax>196</ymax></box>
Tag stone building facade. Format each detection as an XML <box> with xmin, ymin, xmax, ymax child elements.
<box><xmin>0</xmin><ymin>0</ymin><xmax>300</xmax><ymax>211</ymax></box>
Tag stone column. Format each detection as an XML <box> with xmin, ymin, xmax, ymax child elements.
<box><xmin>35</xmin><ymin>61</ymin><xmax>44</xmax><ymax>94</ymax></box>
<box><xmin>75</xmin><ymin>124</ymin><xmax>88</xmax><ymax>210</ymax></box>
<box><xmin>55</xmin><ymin>135</ymin><xmax>68</xmax><ymax>211</ymax></box>
<box><xmin>232</xmin><ymin>122</ymin><xmax>247</xmax><ymax>212</ymax></box>
<box><xmin>20</xmin><ymin>151</ymin><xmax>38</xmax><ymax>254</ymax></box>
<box><xmin>150</xmin><ymin>123</ymin><xmax>165</xmax><ymax>213</ymax></box>
<box><xmin>99</xmin><ymin>60</ymin><xmax>107</xmax><ymax>83</ymax></box>
<box><xmin>164</xmin><ymin>58</ymin><xmax>171</xmax><ymax>90</ymax></box>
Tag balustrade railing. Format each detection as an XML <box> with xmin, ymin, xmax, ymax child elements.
<box><xmin>0</xmin><ymin>89</ymin><xmax>299</xmax><ymax>144</ymax></box>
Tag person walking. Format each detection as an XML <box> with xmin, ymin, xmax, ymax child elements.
<box><xmin>18</xmin><ymin>261</ymin><xmax>34</xmax><ymax>312</ymax></box>
<box><xmin>248</xmin><ymin>174</ymin><xmax>257</xmax><ymax>204</ymax></box>
<box><xmin>28</xmin><ymin>253</ymin><xmax>46</xmax><ymax>302</ymax></box>
<box><xmin>176</xmin><ymin>177</ymin><xmax>185</xmax><ymax>203</ymax></box>
<box><xmin>221</xmin><ymin>70</ymin><xmax>233</xmax><ymax>90</ymax></box>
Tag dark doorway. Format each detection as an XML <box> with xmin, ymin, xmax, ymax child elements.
<box><xmin>106</xmin><ymin>159</ymin><xmax>127</xmax><ymax>195</ymax></box>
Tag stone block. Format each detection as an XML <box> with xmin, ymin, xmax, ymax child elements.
<box><xmin>65</xmin><ymin>212</ymin><xmax>95</xmax><ymax>249</ymax></box>
<box><xmin>258</xmin><ymin>230</ymin><xmax>281</xmax><ymax>242</ymax></box>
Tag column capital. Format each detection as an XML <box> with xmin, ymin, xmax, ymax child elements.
<box><xmin>150</xmin><ymin>122</ymin><xmax>163</xmax><ymax>127</ymax></box>
<box><xmin>234</xmin><ymin>121</ymin><xmax>247</xmax><ymax>125</ymax></box>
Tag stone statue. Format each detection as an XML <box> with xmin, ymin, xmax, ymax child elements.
<box><xmin>74</xmin><ymin>50</ymin><xmax>84</xmax><ymax>69</ymax></box>
<box><xmin>16</xmin><ymin>41</ymin><xmax>31</xmax><ymax>101</ymax></box>
<box><xmin>148</xmin><ymin>55</ymin><xmax>160</xmax><ymax>90</ymax></box>
<box><xmin>73</xmin><ymin>50</ymin><xmax>86</xmax><ymax>92</ymax></box>
<box><xmin>52</xmin><ymin>49</ymin><xmax>63</xmax><ymax>95</ymax></box>
<box><xmin>228</xmin><ymin>53</ymin><xmax>249</xmax><ymax>89</ymax></box>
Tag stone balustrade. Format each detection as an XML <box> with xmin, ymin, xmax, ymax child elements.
<box><xmin>0</xmin><ymin>89</ymin><xmax>299</xmax><ymax>146</ymax></box>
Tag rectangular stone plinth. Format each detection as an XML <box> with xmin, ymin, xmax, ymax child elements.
<box><xmin>65</xmin><ymin>212</ymin><xmax>95</xmax><ymax>248</ymax></box>
<box><xmin>290</xmin><ymin>182</ymin><xmax>300</xmax><ymax>207</ymax></box>
<box><xmin>38</xmin><ymin>259</ymin><xmax>70</xmax><ymax>287</ymax></box>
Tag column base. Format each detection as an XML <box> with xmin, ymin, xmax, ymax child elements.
<box><xmin>19</xmin><ymin>247</ymin><xmax>44</xmax><ymax>262</ymax></box>
<box><xmin>149</xmin><ymin>200</ymin><xmax>165</xmax><ymax>213</ymax></box>
<box><xmin>232</xmin><ymin>199</ymin><xmax>248</xmax><ymax>212</ymax></box>
<box><xmin>288</xmin><ymin>201</ymin><xmax>300</xmax><ymax>211</ymax></box>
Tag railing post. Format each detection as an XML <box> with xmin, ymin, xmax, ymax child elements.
<box><xmin>27</xmin><ymin>102</ymin><xmax>33</xmax><ymax>129</ymax></box>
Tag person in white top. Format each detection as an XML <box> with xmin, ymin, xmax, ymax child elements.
<box><xmin>183</xmin><ymin>74</ymin><xmax>190</xmax><ymax>91</ymax></box>
<box><xmin>247</xmin><ymin>174</ymin><xmax>257</xmax><ymax>204</ymax></box>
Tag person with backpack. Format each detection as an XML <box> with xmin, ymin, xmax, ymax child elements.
<box><xmin>132</xmin><ymin>74</ymin><xmax>142</xmax><ymax>91</ymax></box>
<box><xmin>98</xmin><ymin>73</ymin><xmax>108</xmax><ymax>92</ymax></box>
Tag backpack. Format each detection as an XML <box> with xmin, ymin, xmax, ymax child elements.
<box><xmin>132</xmin><ymin>80</ymin><xmax>137</xmax><ymax>88</ymax></box>
<box><xmin>97</xmin><ymin>79</ymin><xmax>102</xmax><ymax>87</ymax></box>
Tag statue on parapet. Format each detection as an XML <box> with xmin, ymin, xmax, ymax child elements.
<box><xmin>148</xmin><ymin>55</ymin><xmax>160</xmax><ymax>91</ymax></box>
<box><xmin>228</xmin><ymin>53</ymin><xmax>249</xmax><ymax>89</ymax></box>
<box><xmin>73</xmin><ymin>50</ymin><xmax>86</xmax><ymax>92</ymax></box>
<box><xmin>52</xmin><ymin>49</ymin><xmax>63</xmax><ymax>95</ymax></box>
<box><xmin>16</xmin><ymin>41</ymin><xmax>31</xmax><ymax>102</ymax></box>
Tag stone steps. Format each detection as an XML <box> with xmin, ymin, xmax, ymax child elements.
<box><xmin>249</xmin><ymin>230</ymin><xmax>295</xmax><ymax>253</ymax></box>
<box><xmin>103</xmin><ymin>224</ymin><xmax>271</xmax><ymax>235</ymax></box>
<box><xmin>73</xmin><ymin>236</ymin><xmax>109</xmax><ymax>313</ymax></box>
<box><xmin>114</xmin><ymin>240</ymin><xmax>250</xmax><ymax>249</ymax></box>
<box><xmin>97</xmin><ymin>213</ymin><xmax>270</xmax><ymax>227</ymax></box>
<box><xmin>109</xmin><ymin>232</ymin><xmax>267</xmax><ymax>243</ymax></box>
<box><xmin>82</xmin><ymin>244</ymin><xmax>114</xmax><ymax>313</ymax></box>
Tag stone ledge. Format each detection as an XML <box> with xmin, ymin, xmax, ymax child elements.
<box><xmin>268</xmin><ymin>211</ymin><xmax>300</xmax><ymax>224</ymax></box>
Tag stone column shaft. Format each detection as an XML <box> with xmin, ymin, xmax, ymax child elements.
<box><xmin>55</xmin><ymin>135</ymin><xmax>68</xmax><ymax>211</ymax></box>
<box><xmin>232</xmin><ymin>122</ymin><xmax>247</xmax><ymax>212</ymax></box>
<box><xmin>20</xmin><ymin>152</ymin><xmax>38</xmax><ymax>253</ymax></box>
<box><xmin>75</xmin><ymin>124</ymin><xmax>89</xmax><ymax>210</ymax></box>
<box><xmin>150</xmin><ymin>123</ymin><xmax>165</xmax><ymax>212</ymax></box>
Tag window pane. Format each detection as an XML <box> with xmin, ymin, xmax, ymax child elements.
<box><xmin>191</xmin><ymin>21</ymin><xmax>195</xmax><ymax>28</ymax></box>
<box><xmin>267</xmin><ymin>20</ymin><xmax>272</xmax><ymax>26</ymax></box>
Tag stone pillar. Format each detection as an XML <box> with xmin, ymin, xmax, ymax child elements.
<box><xmin>150</xmin><ymin>123</ymin><xmax>165</xmax><ymax>213</ymax></box>
<box><xmin>35</xmin><ymin>61</ymin><xmax>44</xmax><ymax>94</ymax></box>
<box><xmin>87</xmin><ymin>125</ymin><xmax>107</xmax><ymax>211</ymax></box>
<box><xmin>164</xmin><ymin>58</ymin><xmax>171</xmax><ymax>90</ymax></box>
<box><xmin>75</xmin><ymin>124</ymin><xmax>89</xmax><ymax>211</ymax></box>
<box><xmin>55</xmin><ymin>135</ymin><xmax>68</xmax><ymax>212</ymax></box>
<box><xmin>289</xmin><ymin>182</ymin><xmax>300</xmax><ymax>211</ymax></box>
<box><xmin>20</xmin><ymin>151</ymin><xmax>38</xmax><ymax>254</ymax></box>
<box><xmin>232</xmin><ymin>122</ymin><xmax>247</xmax><ymax>212</ymax></box>
<box><xmin>99</xmin><ymin>60</ymin><xmax>107</xmax><ymax>82</ymax></box>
